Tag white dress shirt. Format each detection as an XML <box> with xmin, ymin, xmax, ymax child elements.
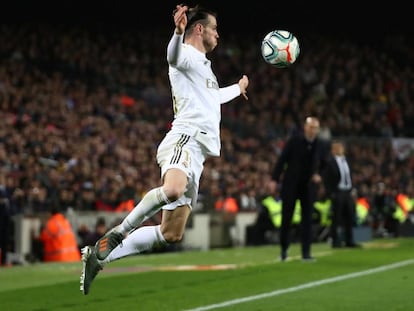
<box><xmin>335</xmin><ymin>155</ymin><xmax>352</xmax><ymax>190</ymax></box>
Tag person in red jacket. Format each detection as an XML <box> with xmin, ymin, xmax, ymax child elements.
<box><xmin>39</xmin><ymin>207</ymin><xmax>81</xmax><ymax>262</ymax></box>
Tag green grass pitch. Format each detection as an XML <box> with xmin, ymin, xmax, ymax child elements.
<box><xmin>1</xmin><ymin>238</ymin><xmax>413</xmax><ymax>311</ymax></box>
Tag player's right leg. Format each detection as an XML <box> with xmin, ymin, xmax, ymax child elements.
<box><xmin>94</xmin><ymin>133</ymin><xmax>191</xmax><ymax>261</ymax></box>
<box><xmin>94</xmin><ymin>169</ymin><xmax>187</xmax><ymax>261</ymax></box>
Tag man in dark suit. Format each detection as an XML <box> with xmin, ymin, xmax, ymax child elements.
<box><xmin>0</xmin><ymin>186</ymin><xmax>11</xmax><ymax>266</ymax></box>
<box><xmin>322</xmin><ymin>140</ymin><xmax>360</xmax><ymax>248</ymax></box>
<box><xmin>270</xmin><ymin>116</ymin><xmax>326</xmax><ymax>261</ymax></box>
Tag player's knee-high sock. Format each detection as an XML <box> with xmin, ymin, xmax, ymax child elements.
<box><xmin>100</xmin><ymin>225</ymin><xmax>166</xmax><ymax>264</ymax></box>
<box><xmin>117</xmin><ymin>187</ymin><xmax>170</xmax><ymax>234</ymax></box>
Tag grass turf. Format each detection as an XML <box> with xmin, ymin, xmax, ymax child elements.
<box><xmin>0</xmin><ymin>237</ymin><xmax>413</xmax><ymax>311</ymax></box>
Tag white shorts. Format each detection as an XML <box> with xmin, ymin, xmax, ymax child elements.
<box><xmin>156</xmin><ymin>131</ymin><xmax>207</xmax><ymax>210</ymax></box>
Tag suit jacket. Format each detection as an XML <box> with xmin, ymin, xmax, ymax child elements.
<box><xmin>272</xmin><ymin>133</ymin><xmax>326</xmax><ymax>195</ymax></box>
<box><xmin>322</xmin><ymin>155</ymin><xmax>352</xmax><ymax>197</ymax></box>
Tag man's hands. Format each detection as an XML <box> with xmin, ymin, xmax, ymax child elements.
<box><xmin>239</xmin><ymin>75</ymin><xmax>249</xmax><ymax>100</ymax></box>
<box><xmin>311</xmin><ymin>173</ymin><xmax>322</xmax><ymax>184</ymax></box>
<box><xmin>173</xmin><ymin>4</ymin><xmax>188</xmax><ymax>35</ymax></box>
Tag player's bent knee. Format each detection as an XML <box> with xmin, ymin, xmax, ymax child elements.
<box><xmin>163</xmin><ymin>186</ymin><xmax>185</xmax><ymax>202</ymax></box>
<box><xmin>162</xmin><ymin>231</ymin><xmax>184</xmax><ymax>243</ymax></box>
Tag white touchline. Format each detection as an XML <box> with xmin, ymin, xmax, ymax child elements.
<box><xmin>184</xmin><ymin>259</ymin><xmax>414</xmax><ymax>311</ymax></box>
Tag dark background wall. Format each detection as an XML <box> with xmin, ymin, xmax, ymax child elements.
<box><xmin>2</xmin><ymin>0</ymin><xmax>411</xmax><ymax>37</ymax></box>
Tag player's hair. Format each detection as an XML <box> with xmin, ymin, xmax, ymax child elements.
<box><xmin>184</xmin><ymin>5</ymin><xmax>217</xmax><ymax>36</ymax></box>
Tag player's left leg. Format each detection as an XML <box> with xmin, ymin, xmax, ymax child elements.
<box><xmin>80</xmin><ymin>206</ymin><xmax>191</xmax><ymax>295</ymax></box>
<box><xmin>80</xmin><ymin>246</ymin><xmax>103</xmax><ymax>295</ymax></box>
<box><xmin>101</xmin><ymin>206</ymin><xmax>191</xmax><ymax>263</ymax></box>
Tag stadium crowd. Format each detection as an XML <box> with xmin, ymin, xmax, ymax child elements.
<box><xmin>0</xmin><ymin>23</ymin><xmax>413</xmax><ymax>259</ymax></box>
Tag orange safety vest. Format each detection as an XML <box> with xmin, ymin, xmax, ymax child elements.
<box><xmin>115</xmin><ymin>199</ymin><xmax>135</xmax><ymax>212</ymax></box>
<box><xmin>356</xmin><ymin>197</ymin><xmax>370</xmax><ymax>224</ymax></box>
<box><xmin>215</xmin><ymin>197</ymin><xmax>239</xmax><ymax>214</ymax></box>
<box><xmin>39</xmin><ymin>213</ymin><xmax>81</xmax><ymax>262</ymax></box>
<box><xmin>396</xmin><ymin>193</ymin><xmax>411</xmax><ymax>217</ymax></box>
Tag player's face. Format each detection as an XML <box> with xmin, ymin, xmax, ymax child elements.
<box><xmin>202</xmin><ymin>16</ymin><xmax>218</xmax><ymax>52</ymax></box>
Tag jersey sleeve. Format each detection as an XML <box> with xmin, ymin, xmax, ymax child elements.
<box><xmin>219</xmin><ymin>84</ymin><xmax>240</xmax><ymax>104</ymax></box>
<box><xmin>167</xmin><ymin>32</ymin><xmax>187</xmax><ymax>68</ymax></box>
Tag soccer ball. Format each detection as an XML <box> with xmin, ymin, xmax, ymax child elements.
<box><xmin>261</xmin><ymin>30</ymin><xmax>300</xmax><ymax>68</ymax></box>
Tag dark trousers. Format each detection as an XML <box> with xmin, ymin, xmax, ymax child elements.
<box><xmin>246</xmin><ymin>206</ymin><xmax>276</xmax><ymax>246</ymax></box>
<box><xmin>330</xmin><ymin>190</ymin><xmax>355</xmax><ymax>246</ymax></box>
<box><xmin>280</xmin><ymin>184</ymin><xmax>315</xmax><ymax>257</ymax></box>
<box><xmin>0</xmin><ymin>207</ymin><xmax>10</xmax><ymax>265</ymax></box>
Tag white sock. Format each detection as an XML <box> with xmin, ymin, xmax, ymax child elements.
<box><xmin>101</xmin><ymin>225</ymin><xmax>166</xmax><ymax>264</ymax></box>
<box><xmin>118</xmin><ymin>187</ymin><xmax>170</xmax><ymax>234</ymax></box>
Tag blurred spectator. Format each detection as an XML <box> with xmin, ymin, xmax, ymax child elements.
<box><xmin>79</xmin><ymin>217</ymin><xmax>108</xmax><ymax>248</ymax></box>
<box><xmin>57</xmin><ymin>185</ymin><xmax>77</xmax><ymax>211</ymax></box>
<box><xmin>0</xmin><ymin>23</ymin><xmax>412</xmax><ymax>242</ymax></box>
<box><xmin>76</xmin><ymin>182</ymin><xmax>97</xmax><ymax>211</ymax></box>
<box><xmin>0</xmin><ymin>185</ymin><xmax>11</xmax><ymax>266</ymax></box>
<box><xmin>27</xmin><ymin>178</ymin><xmax>49</xmax><ymax>214</ymax></box>
<box><xmin>118</xmin><ymin>175</ymin><xmax>139</xmax><ymax>202</ymax></box>
<box><xmin>371</xmin><ymin>182</ymin><xmax>395</xmax><ymax>237</ymax></box>
<box><xmin>38</xmin><ymin>206</ymin><xmax>81</xmax><ymax>262</ymax></box>
<box><xmin>247</xmin><ymin>194</ymin><xmax>281</xmax><ymax>246</ymax></box>
<box><xmin>215</xmin><ymin>191</ymin><xmax>240</xmax><ymax>215</ymax></box>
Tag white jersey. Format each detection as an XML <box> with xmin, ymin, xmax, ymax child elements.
<box><xmin>166</xmin><ymin>33</ymin><xmax>240</xmax><ymax>156</ymax></box>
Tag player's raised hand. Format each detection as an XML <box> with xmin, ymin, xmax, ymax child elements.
<box><xmin>239</xmin><ymin>75</ymin><xmax>249</xmax><ymax>100</ymax></box>
<box><xmin>173</xmin><ymin>4</ymin><xmax>188</xmax><ymax>35</ymax></box>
